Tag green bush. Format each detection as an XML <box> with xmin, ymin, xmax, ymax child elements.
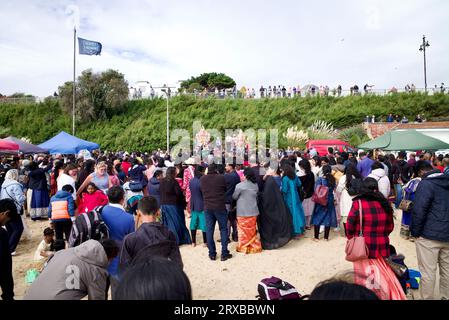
<box><xmin>0</xmin><ymin>92</ymin><xmax>448</xmax><ymax>151</ymax></box>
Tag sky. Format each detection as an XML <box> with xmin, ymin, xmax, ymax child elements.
<box><xmin>0</xmin><ymin>0</ymin><xmax>448</xmax><ymax>97</ymax></box>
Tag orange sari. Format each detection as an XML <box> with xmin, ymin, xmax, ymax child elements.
<box><xmin>236</xmin><ymin>216</ymin><xmax>262</xmax><ymax>254</ymax></box>
<box><xmin>353</xmin><ymin>257</ymin><xmax>407</xmax><ymax>300</ymax></box>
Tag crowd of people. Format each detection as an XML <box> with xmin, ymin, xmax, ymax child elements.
<box><xmin>364</xmin><ymin>113</ymin><xmax>426</xmax><ymax>124</ymax></box>
<box><xmin>1</xmin><ymin>146</ymin><xmax>449</xmax><ymax>300</ymax></box>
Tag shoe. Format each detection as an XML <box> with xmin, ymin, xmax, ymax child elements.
<box><xmin>209</xmin><ymin>255</ymin><xmax>216</xmax><ymax>261</ymax></box>
<box><xmin>232</xmin><ymin>236</ymin><xmax>238</xmax><ymax>242</ymax></box>
<box><xmin>11</xmin><ymin>251</ymin><xmax>17</xmax><ymax>256</ymax></box>
<box><xmin>221</xmin><ymin>254</ymin><xmax>233</xmax><ymax>261</ymax></box>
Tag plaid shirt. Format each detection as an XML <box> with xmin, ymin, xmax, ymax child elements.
<box><xmin>346</xmin><ymin>198</ymin><xmax>394</xmax><ymax>259</ymax></box>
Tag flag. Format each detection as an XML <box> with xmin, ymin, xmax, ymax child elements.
<box><xmin>78</xmin><ymin>37</ymin><xmax>102</xmax><ymax>55</ymax></box>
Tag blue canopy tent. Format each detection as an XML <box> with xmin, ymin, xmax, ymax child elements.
<box><xmin>38</xmin><ymin>131</ymin><xmax>99</xmax><ymax>154</ymax></box>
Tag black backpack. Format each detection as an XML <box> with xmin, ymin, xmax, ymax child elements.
<box><xmin>68</xmin><ymin>206</ymin><xmax>109</xmax><ymax>247</ymax></box>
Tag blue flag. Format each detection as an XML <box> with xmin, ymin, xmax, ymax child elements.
<box><xmin>78</xmin><ymin>37</ymin><xmax>102</xmax><ymax>55</ymax></box>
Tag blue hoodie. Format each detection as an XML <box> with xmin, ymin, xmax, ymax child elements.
<box><xmin>48</xmin><ymin>190</ymin><xmax>75</xmax><ymax>221</ymax></box>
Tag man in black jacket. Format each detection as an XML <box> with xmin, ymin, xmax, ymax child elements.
<box><xmin>411</xmin><ymin>161</ymin><xmax>449</xmax><ymax>300</ymax></box>
<box><xmin>224</xmin><ymin>164</ymin><xmax>241</xmax><ymax>242</ymax></box>
<box><xmin>0</xmin><ymin>199</ymin><xmax>18</xmax><ymax>300</ymax></box>
<box><xmin>120</xmin><ymin>196</ymin><xmax>182</xmax><ymax>273</ymax></box>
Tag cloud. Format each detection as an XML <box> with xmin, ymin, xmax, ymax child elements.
<box><xmin>0</xmin><ymin>0</ymin><xmax>448</xmax><ymax>96</ymax></box>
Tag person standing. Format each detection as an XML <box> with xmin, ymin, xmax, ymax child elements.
<box><xmin>27</xmin><ymin>160</ymin><xmax>53</xmax><ymax>221</ymax></box>
<box><xmin>311</xmin><ymin>165</ymin><xmax>338</xmax><ymax>241</ymax></box>
<box><xmin>48</xmin><ymin>185</ymin><xmax>75</xmax><ymax>242</ymax></box>
<box><xmin>119</xmin><ymin>196</ymin><xmax>183</xmax><ymax>274</ymax></box>
<box><xmin>298</xmin><ymin>159</ymin><xmax>315</xmax><ymax>230</ymax></box>
<box><xmin>101</xmin><ymin>186</ymin><xmax>135</xmax><ymax>297</ymax></box>
<box><xmin>411</xmin><ymin>161</ymin><xmax>449</xmax><ymax>300</ymax></box>
<box><xmin>368</xmin><ymin>161</ymin><xmax>391</xmax><ymax>199</ymax></box>
<box><xmin>77</xmin><ymin>161</ymin><xmax>112</xmax><ymax>196</ymax></box>
<box><xmin>159</xmin><ymin>167</ymin><xmax>192</xmax><ymax>246</ymax></box>
<box><xmin>200</xmin><ymin>163</ymin><xmax>232</xmax><ymax>261</ymax></box>
<box><xmin>357</xmin><ymin>151</ymin><xmax>375</xmax><ymax>178</ymax></box>
<box><xmin>189</xmin><ymin>166</ymin><xmax>207</xmax><ymax>247</ymax></box>
<box><xmin>0</xmin><ymin>199</ymin><xmax>19</xmax><ymax>300</ymax></box>
<box><xmin>182</xmin><ymin>158</ymin><xmax>196</xmax><ymax>218</ymax></box>
<box><xmin>335</xmin><ymin>164</ymin><xmax>362</xmax><ymax>236</ymax></box>
<box><xmin>281</xmin><ymin>164</ymin><xmax>306</xmax><ymax>239</ymax></box>
<box><xmin>1</xmin><ymin>169</ymin><xmax>26</xmax><ymax>254</ymax></box>
<box><xmin>346</xmin><ymin>178</ymin><xmax>406</xmax><ymax>300</ymax></box>
<box><xmin>224</xmin><ymin>163</ymin><xmax>241</xmax><ymax>242</ymax></box>
<box><xmin>57</xmin><ymin>164</ymin><xmax>78</xmax><ymax>200</ymax></box>
<box><xmin>392</xmin><ymin>151</ymin><xmax>412</xmax><ymax>208</ymax></box>
<box><xmin>232</xmin><ymin>168</ymin><xmax>262</xmax><ymax>254</ymax></box>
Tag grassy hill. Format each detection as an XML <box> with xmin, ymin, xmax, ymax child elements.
<box><xmin>1</xmin><ymin>93</ymin><xmax>448</xmax><ymax>151</ymax></box>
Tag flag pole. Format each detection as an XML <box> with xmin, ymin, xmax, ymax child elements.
<box><xmin>73</xmin><ymin>26</ymin><xmax>76</xmax><ymax>136</ymax></box>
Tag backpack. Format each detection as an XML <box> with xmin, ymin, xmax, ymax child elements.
<box><xmin>257</xmin><ymin>277</ymin><xmax>304</xmax><ymax>300</ymax></box>
<box><xmin>126</xmin><ymin>194</ymin><xmax>143</xmax><ymax>215</ymax></box>
<box><xmin>68</xmin><ymin>206</ymin><xmax>109</xmax><ymax>247</ymax></box>
<box><xmin>347</xmin><ymin>178</ymin><xmax>363</xmax><ymax>196</ymax></box>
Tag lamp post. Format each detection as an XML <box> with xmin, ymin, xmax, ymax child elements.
<box><xmin>419</xmin><ymin>35</ymin><xmax>430</xmax><ymax>93</ymax></box>
<box><xmin>161</xmin><ymin>84</ymin><xmax>173</xmax><ymax>153</ymax></box>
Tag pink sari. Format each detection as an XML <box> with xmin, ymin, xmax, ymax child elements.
<box><xmin>353</xmin><ymin>257</ymin><xmax>407</xmax><ymax>300</ymax></box>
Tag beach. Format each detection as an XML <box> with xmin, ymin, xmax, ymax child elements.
<box><xmin>12</xmin><ymin>210</ymin><xmax>418</xmax><ymax>300</ymax></box>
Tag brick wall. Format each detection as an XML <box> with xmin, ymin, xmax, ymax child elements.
<box><xmin>364</xmin><ymin>122</ymin><xmax>449</xmax><ymax>139</ymax></box>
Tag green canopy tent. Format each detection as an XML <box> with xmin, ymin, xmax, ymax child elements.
<box><xmin>358</xmin><ymin>130</ymin><xmax>449</xmax><ymax>151</ymax></box>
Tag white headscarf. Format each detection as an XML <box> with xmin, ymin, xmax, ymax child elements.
<box><xmin>5</xmin><ymin>169</ymin><xmax>19</xmax><ymax>181</ymax></box>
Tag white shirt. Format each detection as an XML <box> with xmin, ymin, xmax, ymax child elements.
<box><xmin>33</xmin><ymin>240</ymin><xmax>52</xmax><ymax>261</ymax></box>
<box><xmin>57</xmin><ymin>173</ymin><xmax>76</xmax><ymax>200</ymax></box>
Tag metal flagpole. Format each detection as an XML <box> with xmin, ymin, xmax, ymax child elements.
<box><xmin>73</xmin><ymin>27</ymin><xmax>76</xmax><ymax>135</ymax></box>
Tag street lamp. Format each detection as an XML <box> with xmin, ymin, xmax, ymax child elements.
<box><xmin>161</xmin><ymin>85</ymin><xmax>170</xmax><ymax>153</ymax></box>
<box><xmin>419</xmin><ymin>35</ymin><xmax>430</xmax><ymax>93</ymax></box>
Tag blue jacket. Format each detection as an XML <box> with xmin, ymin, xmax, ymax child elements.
<box><xmin>411</xmin><ymin>170</ymin><xmax>449</xmax><ymax>242</ymax></box>
<box><xmin>224</xmin><ymin>171</ymin><xmax>241</xmax><ymax>205</ymax></box>
<box><xmin>48</xmin><ymin>190</ymin><xmax>75</xmax><ymax>221</ymax></box>
<box><xmin>189</xmin><ymin>176</ymin><xmax>204</xmax><ymax>212</ymax></box>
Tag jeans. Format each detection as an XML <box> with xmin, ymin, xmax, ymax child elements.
<box><xmin>205</xmin><ymin>209</ymin><xmax>229</xmax><ymax>258</ymax></box>
<box><xmin>6</xmin><ymin>216</ymin><xmax>24</xmax><ymax>253</ymax></box>
<box><xmin>394</xmin><ymin>184</ymin><xmax>403</xmax><ymax>208</ymax></box>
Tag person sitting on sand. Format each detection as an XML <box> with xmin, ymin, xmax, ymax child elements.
<box><xmin>33</xmin><ymin>227</ymin><xmax>55</xmax><ymax>262</ymax></box>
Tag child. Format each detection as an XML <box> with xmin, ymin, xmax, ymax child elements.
<box><xmin>48</xmin><ymin>184</ymin><xmax>75</xmax><ymax>241</ymax></box>
<box><xmin>388</xmin><ymin>245</ymin><xmax>410</xmax><ymax>295</ymax></box>
<box><xmin>33</xmin><ymin>227</ymin><xmax>55</xmax><ymax>262</ymax></box>
<box><xmin>78</xmin><ymin>182</ymin><xmax>108</xmax><ymax>214</ymax></box>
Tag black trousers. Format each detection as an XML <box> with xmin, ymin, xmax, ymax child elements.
<box><xmin>6</xmin><ymin>216</ymin><xmax>24</xmax><ymax>253</ymax></box>
<box><xmin>191</xmin><ymin>230</ymin><xmax>207</xmax><ymax>244</ymax></box>
<box><xmin>226</xmin><ymin>204</ymin><xmax>238</xmax><ymax>241</ymax></box>
<box><xmin>54</xmin><ymin>220</ymin><xmax>72</xmax><ymax>241</ymax></box>
<box><xmin>314</xmin><ymin>225</ymin><xmax>331</xmax><ymax>240</ymax></box>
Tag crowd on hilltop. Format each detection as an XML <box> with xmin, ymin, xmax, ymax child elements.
<box><xmin>364</xmin><ymin>113</ymin><xmax>427</xmax><ymax>124</ymax></box>
<box><xmin>1</xmin><ymin>146</ymin><xmax>449</xmax><ymax>300</ymax></box>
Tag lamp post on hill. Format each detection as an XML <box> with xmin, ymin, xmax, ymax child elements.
<box><xmin>161</xmin><ymin>84</ymin><xmax>174</xmax><ymax>152</ymax></box>
<box><xmin>419</xmin><ymin>35</ymin><xmax>430</xmax><ymax>93</ymax></box>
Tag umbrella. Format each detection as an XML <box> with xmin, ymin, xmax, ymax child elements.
<box><xmin>4</xmin><ymin>136</ymin><xmax>48</xmax><ymax>154</ymax></box>
<box><xmin>358</xmin><ymin>130</ymin><xmax>449</xmax><ymax>151</ymax></box>
<box><xmin>0</xmin><ymin>139</ymin><xmax>19</xmax><ymax>153</ymax></box>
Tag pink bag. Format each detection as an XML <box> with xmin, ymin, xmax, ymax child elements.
<box><xmin>345</xmin><ymin>200</ymin><xmax>369</xmax><ymax>262</ymax></box>
<box><xmin>311</xmin><ymin>184</ymin><xmax>329</xmax><ymax>206</ymax></box>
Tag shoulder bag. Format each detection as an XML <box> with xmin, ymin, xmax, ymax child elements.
<box><xmin>345</xmin><ymin>200</ymin><xmax>369</xmax><ymax>262</ymax></box>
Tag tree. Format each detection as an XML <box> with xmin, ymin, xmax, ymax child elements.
<box><xmin>58</xmin><ymin>69</ymin><xmax>129</xmax><ymax>122</ymax></box>
<box><xmin>180</xmin><ymin>72</ymin><xmax>236</xmax><ymax>92</ymax></box>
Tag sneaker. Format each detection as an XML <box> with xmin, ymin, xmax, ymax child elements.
<box><xmin>319</xmin><ymin>226</ymin><xmax>324</xmax><ymax>234</ymax></box>
<box><xmin>221</xmin><ymin>254</ymin><xmax>233</xmax><ymax>261</ymax></box>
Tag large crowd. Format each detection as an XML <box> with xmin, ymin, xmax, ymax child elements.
<box><xmin>1</xmin><ymin>146</ymin><xmax>449</xmax><ymax>300</ymax></box>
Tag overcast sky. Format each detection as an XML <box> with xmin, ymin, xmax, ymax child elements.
<box><xmin>0</xmin><ymin>0</ymin><xmax>447</xmax><ymax>96</ymax></box>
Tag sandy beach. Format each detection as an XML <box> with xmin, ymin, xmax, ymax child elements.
<box><xmin>11</xmin><ymin>210</ymin><xmax>419</xmax><ymax>300</ymax></box>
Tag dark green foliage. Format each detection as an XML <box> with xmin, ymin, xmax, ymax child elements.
<box><xmin>180</xmin><ymin>72</ymin><xmax>236</xmax><ymax>92</ymax></box>
<box><xmin>0</xmin><ymin>93</ymin><xmax>448</xmax><ymax>151</ymax></box>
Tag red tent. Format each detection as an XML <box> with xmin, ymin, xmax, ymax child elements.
<box><xmin>0</xmin><ymin>139</ymin><xmax>20</xmax><ymax>152</ymax></box>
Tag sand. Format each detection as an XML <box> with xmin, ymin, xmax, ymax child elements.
<box><xmin>11</xmin><ymin>210</ymin><xmax>419</xmax><ymax>300</ymax></box>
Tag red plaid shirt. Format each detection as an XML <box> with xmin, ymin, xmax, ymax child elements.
<box><xmin>346</xmin><ymin>198</ymin><xmax>394</xmax><ymax>259</ymax></box>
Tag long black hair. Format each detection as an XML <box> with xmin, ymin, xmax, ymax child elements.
<box><xmin>345</xmin><ymin>163</ymin><xmax>362</xmax><ymax>189</ymax></box>
<box><xmin>244</xmin><ymin>167</ymin><xmax>257</xmax><ymax>184</ymax></box>
<box><xmin>298</xmin><ymin>159</ymin><xmax>312</xmax><ymax>176</ymax></box>
<box><xmin>165</xmin><ymin>167</ymin><xmax>177</xmax><ymax>181</ymax></box>
<box><xmin>321</xmin><ymin>165</ymin><xmax>336</xmax><ymax>188</ymax></box>
<box><xmin>356</xmin><ymin>177</ymin><xmax>393</xmax><ymax>215</ymax></box>
<box><xmin>282</xmin><ymin>164</ymin><xmax>296</xmax><ymax>180</ymax></box>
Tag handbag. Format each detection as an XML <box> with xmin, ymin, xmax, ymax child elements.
<box><xmin>398</xmin><ymin>179</ymin><xmax>418</xmax><ymax>211</ymax></box>
<box><xmin>345</xmin><ymin>200</ymin><xmax>369</xmax><ymax>262</ymax></box>
<box><xmin>311</xmin><ymin>180</ymin><xmax>329</xmax><ymax>206</ymax></box>
<box><xmin>385</xmin><ymin>257</ymin><xmax>407</xmax><ymax>277</ymax></box>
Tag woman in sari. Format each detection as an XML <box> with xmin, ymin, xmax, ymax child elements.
<box><xmin>346</xmin><ymin>178</ymin><xmax>406</xmax><ymax>300</ymax></box>
<box><xmin>232</xmin><ymin>168</ymin><xmax>262</xmax><ymax>254</ymax></box>
<box><xmin>159</xmin><ymin>167</ymin><xmax>192</xmax><ymax>245</ymax></box>
<box><xmin>281</xmin><ymin>164</ymin><xmax>306</xmax><ymax>239</ymax></box>
<box><xmin>27</xmin><ymin>161</ymin><xmax>52</xmax><ymax>221</ymax></box>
